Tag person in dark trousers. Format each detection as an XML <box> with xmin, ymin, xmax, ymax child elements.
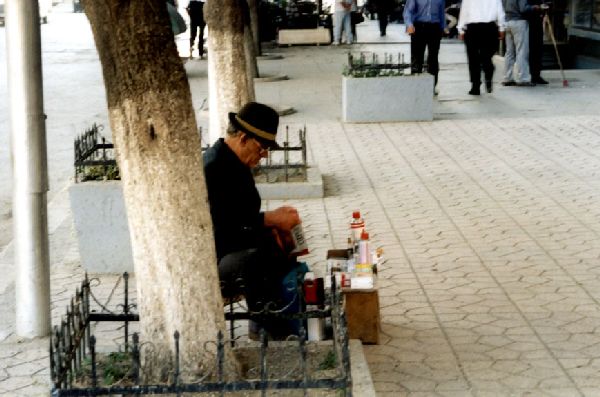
<box><xmin>528</xmin><ymin>0</ymin><xmax>549</xmax><ymax>84</ymax></box>
<box><xmin>403</xmin><ymin>0</ymin><xmax>447</xmax><ymax>93</ymax></box>
<box><xmin>457</xmin><ymin>0</ymin><xmax>506</xmax><ymax>95</ymax></box>
<box><xmin>203</xmin><ymin>102</ymin><xmax>304</xmax><ymax>339</ymax></box>
<box><xmin>186</xmin><ymin>0</ymin><xmax>206</xmax><ymax>58</ymax></box>
<box><xmin>374</xmin><ymin>0</ymin><xmax>393</xmax><ymax>36</ymax></box>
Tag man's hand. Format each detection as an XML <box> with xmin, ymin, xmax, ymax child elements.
<box><xmin>499</xmin><ymin>31</ymin><xmax>505</xmax><ymax>40</ymax></box>
<box><xmin>264</xmin><ymin>206</ymin><xmax>300</xmax><ymax>233</ymax></box>
<box><xmin>407</xmin><ymin>25</ymin><xmax>416</xmax><ymax>35</ymax></box>
<box><xmin>459</xmin><ymin>32</ymin><xmax>465</xmax><ymax>40</ymax></box>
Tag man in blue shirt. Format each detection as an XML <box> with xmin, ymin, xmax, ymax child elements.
<box><xmin>403</xmin><ymin>0</ymin><xmax>447</xmax><ymax>93</ymax></box>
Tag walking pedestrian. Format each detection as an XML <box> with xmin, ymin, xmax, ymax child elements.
<box><xmin>186</xmin><ymin>0</ymin><xmax>206</xmax><ymax>59</ymax></box>
<box><xmin>333</xmin><ymin>0</ymin><xmax>353</xmax><ymax>45</ymax></box>
<box><xmin>403</xmin><ymin>0</ymin><xmax>447</xmax><ymax>93</ymax></box>
<box><xmin>374</xmin><ymin>0</ymin><xmax>393</xmax><ymax>36</ymax></box>
<box><xmin>501</xmin><ymin>0</ymin><xmax>534</xmax><ymax>86</ymax></box>
<box><xmin>457</xmin><ymin>0</ymin><xmax>505</xmax><ymax>95</ymax></box>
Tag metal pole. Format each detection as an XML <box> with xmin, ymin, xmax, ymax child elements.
<box><xmin>6</xmin><ymin>0</ymin><xmax>51</xmax><ymax>337</ymax></box>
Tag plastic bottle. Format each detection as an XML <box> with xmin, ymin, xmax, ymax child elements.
<box><xmin>358</xmin><ymin>230</ymin><xmax>370</xmax><ymax>265</ymax></box>
<box><xmin>350</xmin><ymin>211</ymin><xmax>365</xmax><ymax>243</ymax></box>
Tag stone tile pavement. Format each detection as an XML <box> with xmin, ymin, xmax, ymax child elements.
<box><xmin>2</xmin><ymin>13</ymin><xmax>600</xmax><ymax>397</ymax></box>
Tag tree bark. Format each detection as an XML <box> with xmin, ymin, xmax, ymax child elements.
<box><xmin>82</xmin><ymin>0</ymin><xmax>226</xmax><ymax>379</ymax></box>
<box><xmin>247</xmin><ymin>0</ymin><xmax>261</xmax><ymax>56</ymax></box>
<box><xmin>205</xmin><ymin>0</ymin><xmax>255</xmax><ymax>143</ymax></box>
<box><xmin>244</xmin><ymin>6</ymin><xmax>260</xmax><ymax>79</ymax></box>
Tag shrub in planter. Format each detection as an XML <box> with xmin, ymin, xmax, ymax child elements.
<box><xmin>342</xmin><ymin>52</ymin><xmax>434</xmax><ymax>122</ymax></box>
<box><xmin>69</xmin><ymin>124</ymin><xmax>134</xmax><ymax>273</ymax></box>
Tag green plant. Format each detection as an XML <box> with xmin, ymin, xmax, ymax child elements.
<box><xmin>80</xmin><ymin>164</ymin><xmax>120</xmax><ymax>182</ymax></box>
<box><xmin>344</xmin><ymin>51</ymin><xmax>408</xmax><ymax>78</ymax></box>
<box><xmin>74</xmin><ymin>351</ymin><xmax>133</xmax><ymax>386</ymax></box>
<box><xmin>318</xmin><ymin>350</ymin><xmax>337</xmax><ymax>370</ymax></box>
<box><xmin>102</xmin><ymin>351</ymin><xmax>131</xmax><ymax>385</ymax></box>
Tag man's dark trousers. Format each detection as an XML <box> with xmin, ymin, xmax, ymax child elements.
<box><xmin>410</xmin><ymin>22</ymin><xmax>442</xmax><ymax>86</ymax></box>
<box><xmin>464</xmin><ymin>22</ymin><xmax>499</xmax><ymax>86</ymax></box>
<box><xmin>529</xmin><ymin>13</ymin><xmax>544</xmax><ymax>81</ymax></box>
<box><xmin>188</xmin><ymin>2</ymin><xmax>205</xmax><ymax>57</ymax></box>
<box><xmin>378</xmin><ymin>11</ymin><xmax>389</xmax><ymax>35</ymax></box>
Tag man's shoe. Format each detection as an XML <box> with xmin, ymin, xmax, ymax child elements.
<box><xmin>468</xmin><ymin>87</ymin><xmax>480</xmax><ymax>95</ymax></box>
<box><xmin>516</xmin><ymin>81</ymin><xmax>535</xmax><ymax>87</ymax></box>
<box><xmin>532</xmin><ymin>77</ymin><xmax>549</xmax><ymax>84</ymax></box>
<box><xmin>501</xmin><ymin>80</ymin><xmax>516</xmax><ymax>86</ymax></box>
<box><xmin>485</xmin><ymin>81</ymin><xmax>493</xmax><ymax>93</ymax></box>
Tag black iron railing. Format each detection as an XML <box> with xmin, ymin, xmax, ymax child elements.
<box><xmin>345</xmin><ymin>52</ymin><xmax>411</xmax><ymax>78</ymax></box>
<box><xmin>74</xmin><ymin>124</ymin><xmax>308</xmax><ymax>184</ymax></box>
<box><xmin>253</xmin><ymin>125</ymin><xmax>308</xmax><ymax>183</ymax></box>
<box><xmin>73</xmin><ymin>124</ymin><xmax>118</xmax><ymax>183</ymax></box>
<box><xmin>50</xmin><ymin>273</ymin><xmax>351</xmax><ymax>396</ymax></box>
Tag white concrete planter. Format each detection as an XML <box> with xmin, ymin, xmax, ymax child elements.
<box><xmin>342</xmin><ymin>74</ymin><xmax>434</xmax><ymax>122</ymax></box>
<box><xmin>69</xmin><ymin>181</ymin><xmax>134</xmax><ymax>273</ymax></box>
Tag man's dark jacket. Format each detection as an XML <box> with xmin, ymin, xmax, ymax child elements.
<box><xmin>203</xmin><ymin>138</ymin><xmax>265</xmax><ymax>260</ymax></box>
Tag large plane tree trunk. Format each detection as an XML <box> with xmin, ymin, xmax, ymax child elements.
<box><xmin>247</xmin><ymin>0</ymin><xmax>261</xmax><ymax>56</ymax></box>
<box><xmin>205</xmin><ymin>0</ymin><xmax>255</xmax><ymax>143</ymax></box>
<box><xmin>83</xmin><ymin>0</ymin><xmax>226</xmax><ymax>379</ymax></box>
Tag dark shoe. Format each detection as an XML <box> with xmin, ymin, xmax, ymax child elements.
<box><xmin>485</xmin><ymin>81</ymin><xmax>493</xmax><ymax>93</ymax></box>
<box><xmin>516</xmin><ymin>81</ymin><xmax>535</xmax><ymax>87</ymax></box>
<box><xmin>468</xmin><ymin>84</ymin><xmax>480</xmax><ymax>95</ymax></box>
<box><xmin>501</xmin><ymin>80</ymin><xmax>516</xmax><ymax>86</ymax></box>
<box><xmin>532</xmin><ymin>77</ymin><xmax>549</xmax><ymax>84</ymax></box>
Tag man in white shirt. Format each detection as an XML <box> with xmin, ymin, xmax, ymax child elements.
<box><xmin>457</xmin><ymin>0</ymin><xmax>506</xmax><ymax>95</ymax></box>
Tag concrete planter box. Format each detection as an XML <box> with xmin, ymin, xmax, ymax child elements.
<box><xmin>256</xmin><ymin>166</ymin><xmax>324</xmax><ymax>200</ymax></box>
<box><xmin>342</xmin><ymin>74</ymin><xmax>434</xmax><ymax>122</ymax></box>
<box><xmin>278</xmin><ymin>28</ymin><xmax>331</xmax><ymax>46</ymax></box>
<box><xmin>69</xmin><ymin>181</ymin><xmax>134</xmax><ymax>273</ymax></box>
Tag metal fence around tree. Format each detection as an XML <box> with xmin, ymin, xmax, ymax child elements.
<box><xmin>50</xmin><ymin>273</ymin><xmax>352</xmax><ymax>396</ymax></box>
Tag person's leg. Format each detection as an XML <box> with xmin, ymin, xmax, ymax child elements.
<box><xmin>189</xmin><ymin>17</ymin><xmax>199</xmax><ymax>55</ymax></box>
<box><xmin>333</xmin><ymin>11</ymin><xmax>343</xmax><ymax>44</ymax></box>
<box><xmin>481</xmin><ymin>22</ymin><xmax>498</xmax><ymax>88</ymax></box>
<box><xmin>343</xmin><ymin>11</ymin><xmax>353</xmax><ymax>44</ymax></box>
<box><xmin>529</xmin><ymin>16</ymin><xmax>544</xmax><ymax>81</ymax></box>
<box><xmin>198</xmin><ymin>22</ymin><xmax>206</xmax><ymax>58</ymax></box>
<box><xmin>379</xmin><ymin>11</ymin><xmax>388</xmax><ymax>35</ymax></box>
<box><xmin>503</xmin><ymin>21</ymin><xmax>516</xmax><ymax>83</ymax></box>
<box><xmin>411</xmin><ymin>25</ymin><xmax>427</xmax><ymax>74</ymax></box>
<box><xmin>464</xmin><ymin>24</ymin><xmax>481</xmax><ymax>94</ymax></box>
<box><xmin>513</xmin><ymin>20</ymin><xmax>531</xmax><ymax>83</ymax></box>
<box><xmin>425</xmin><ymin>23</ymin><xmax>442</xmax><ymax>87</ymax></box>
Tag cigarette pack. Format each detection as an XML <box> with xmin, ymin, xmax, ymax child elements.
<box><xmin>290</xmin><ymin>223</ymin><xmax>309</xmax><ymax>256</ymax></box>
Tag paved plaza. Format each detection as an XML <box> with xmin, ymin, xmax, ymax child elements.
<box><xmin>2</xmin><ymin>7</ymin><xmax>600</xmax><ymax>396</ymax></box>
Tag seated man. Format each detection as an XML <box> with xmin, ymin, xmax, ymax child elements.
<box><xmin>203</xmin><ymin>102</ymin><xmax>303</xmax><ymax>337</ymax></box>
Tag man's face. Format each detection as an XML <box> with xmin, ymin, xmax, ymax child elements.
<box><xmin>239</xmin><ymin>134</ymin><xmax>269</xmax><ymax>168</ymax></box>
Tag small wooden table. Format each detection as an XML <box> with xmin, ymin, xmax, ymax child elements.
<box><xmin>342</xmin><ymin>288</ymin><xmax>380</xmax><ymax>344</ymax></box>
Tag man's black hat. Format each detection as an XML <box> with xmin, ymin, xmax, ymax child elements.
<box><xmin>228</xmin><ymin>102</ymin><xmax>280</xmax><ymax>149</ymax></box>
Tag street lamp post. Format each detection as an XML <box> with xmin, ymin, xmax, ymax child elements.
<box><xmin>6</xmin><ymin>0</ymin><xmax>51</xmax><ymax>337</ymax></box>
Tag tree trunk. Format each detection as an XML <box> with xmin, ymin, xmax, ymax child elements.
<box><xmin>205</xmin><ymin>0</ymin><xmax>255</xmax><ymax>143</ymax></box>
<box><xmin>82</xmin><ymin>0</ymin><xmax>226</xmax><ymax>379</ymax></box>
<box><xmin>244</xmin><ymin>6</ymin><xmax>260</xmax><ymax>79</ymax></box>
<box><xmin>247</xmin><ymin>0</ymin><xmax>261</xmax><ymax>56</ymax></box>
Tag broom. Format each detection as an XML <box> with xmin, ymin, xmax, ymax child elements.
<box><xmin>543</xmin><ymin>8</ymin><xmax>568</xmax><ymax>87</ymax></box>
